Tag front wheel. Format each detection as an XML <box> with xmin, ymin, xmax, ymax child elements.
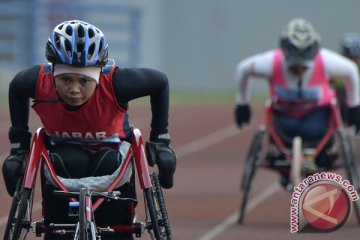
<box><xmin>290</xmin><ymin>136</ymin><xmax>302</xmax><ymax>187</ymax></box>
<box><xmin>77</xmin><ymin>188</ymin><xmax>97</xmax><ymax>240</ymax></box>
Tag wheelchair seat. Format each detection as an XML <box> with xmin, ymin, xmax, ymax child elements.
<box><xmin>43</xmin><ymin>136</ymin><xmax>133</xmax><ymax>192</ymax></box>
<box><xmin>272</xmin><ymin>109</ymin><xmax>332</xmax><ymax>149</ymax></box>
<box><xmin>270</xmin><ymin>105</ymin><xmax>339</xmax><ymax>170</ymax></box>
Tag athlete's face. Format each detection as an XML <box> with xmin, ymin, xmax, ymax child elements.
<box><xmin>54</xmin><ymin>74</ymin><xmax>97</xmax><ymax>106</ymax></box>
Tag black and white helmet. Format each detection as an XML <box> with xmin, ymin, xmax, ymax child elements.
<box><xmin>46</xmin><ymin>20</ymin><xmax>108</xmax><ymax>67</ymax></box>
<box><xmin>341</xmin><ymin>33</ymin><xmax>360</xmax><ymax>60</ymax></box>
<box><xmin>280</xmin><ymin>18</ymin><xmax>321</xmax><ymax>64</ymax></box>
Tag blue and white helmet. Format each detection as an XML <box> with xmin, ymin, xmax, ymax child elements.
<box><xmin>280</xmin><ymin>18</ymin><xmax>321</xmax><ymax>64</ymax></box>
<box><xmin>46</xmin><ymin>20</ymin><xmax>108</xmax><ymax>67</ymax></box>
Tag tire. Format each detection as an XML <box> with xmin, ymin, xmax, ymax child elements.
<box><xmin>144</xmin><ymin>188</ymin><xmax>162</xmax><ymax>239</ymax></box>
<box><xmin>240</xmin><ymin>131</ymin><xmax>265</xmax><ymax>191</ymax></box>
<box><xmin>3</xmin><ymin>178</ymin><xmax>23</xmax><ymax>240</ymax></box>
<box><xmin>79</xmin><ymin>188</ymin><xmax>86</xmax><ymax>240</ymax></box>
<box><xmin>238</xmin><ymin>130</ymin><xmax>264</xmax><ymax>223</ymax></box>
<box><xmin>354</xmin><ymin>199</ymin><xmax>360</xmax><ymax>226</ymax></box>
<box><xmin>151</xmin><ymin>173</ymin><xmax>173</xmax><ymax>239</ymax></box>
<box><xmin>78</xmin><ymin>188</ymin><xmax>96</xmax><ymax>240</ymax></box>
<box><xmin>3</xmin><ymin>188</ymin><xmax>33</xmax><ymax>240</ymax></box>
<box><xmin>290</xmin><ymin>136</ymin><xmax>302</xmax><ymax>187</ymax></box>
<box><xmin>338</xmin><ymin>132</ymin><xmax>360</xmax><ymax>187</ymax></box>
<box><xmin>144</xmin><ymin>173</ymin><xmax>173</xmax><ymax>240</ymax></box>
<box><xmin>337</xmin><ymin>132</ymin><xmax>360</xmax><ymax>224</ymax></box>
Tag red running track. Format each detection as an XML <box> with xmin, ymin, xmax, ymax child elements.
<box><xmin>0</xmin><ymin>104</ymin><xmax>359</xmax><ymax>239</ymax></box>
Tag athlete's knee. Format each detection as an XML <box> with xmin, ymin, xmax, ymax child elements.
<box><xmin>50</xmin><ymin>144</ymin><xmax>90</xmax><ymax>178</ymax></box>
<box><xmin>90</xmin><ymin>148</ymin><xmax>120</xmax><ymax>176</ymax></box>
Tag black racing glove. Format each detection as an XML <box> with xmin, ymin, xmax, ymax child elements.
<box><xmin>348</xmin><ymin>106</ymin><xmax>360</xmax><ymax>133</ymax></box>
<box><xmin>234</xmin><ymin>104</ymin><xmax>251</xmax><ymax>128</ymax></box>
<box><xmin>2</xmin><ymin>127</ymin><xmax>31</xmax><ymax>196</ymax></box>
<box><xmin>146</xmin><ymin>133</ymin><xmax>177</xmax><ymax>189</ymax></box>
<box><xmin>2</xmin><ymin>150</ymin><xmax>28</xmax><ymax>196</ymax></box>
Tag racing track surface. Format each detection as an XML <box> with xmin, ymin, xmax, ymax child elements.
<box><xmin>0</xmin><ymin>103</ymin><xmax>359</xmax><ymax>239</ymax></box>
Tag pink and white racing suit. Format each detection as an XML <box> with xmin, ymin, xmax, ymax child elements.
<box><xmin>269</xmin><ymin>49</ymin><xmax>335</xmax><ymax>117</ymax></box>
<box><xmin>235</xmin><ymin>48</ymin><xmax>360</xmax><ymax>141</ymax></box>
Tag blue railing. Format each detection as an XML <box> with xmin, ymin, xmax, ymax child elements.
<box><xmin>0</xmin><ymin>2</ymin><xmax>142</xmax><ymax>69</ymax></box>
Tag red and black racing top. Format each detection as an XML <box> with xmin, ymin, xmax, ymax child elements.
<box><xmin>9</xmin><ymin>64</ymin><xmax>170</xmax><ymax>141</ymax></box>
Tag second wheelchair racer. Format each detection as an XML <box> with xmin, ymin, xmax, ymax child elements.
<box><xmin>234</xmin><ymin>18</ymin><xmax>360</xmax><ymax>189</ymax></box>
<box><xmin>331</xmin><ymin>32</ymin><xmax>360</xmax><ymax>124</ymax></box>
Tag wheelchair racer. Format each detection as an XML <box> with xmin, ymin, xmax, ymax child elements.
<box><xmin>331</xmin><ymin>32</ymin><xmax>360</xmax><ymax>123</ymax></box>
<box><xmin>2</xmin><ymin>20</ymin><xmax>177</xmax><ymax>240</ymax></box>
<box><xmin>234</xmin><ymin>18</ymin><xmax>360</xmax><ymax>189</ymax></box>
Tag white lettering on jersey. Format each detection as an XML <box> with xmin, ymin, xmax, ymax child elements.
<box><xmin>72</xmin><ymin>132</ymin><xmax>83</xmax><ymax>138</ymax></box>
<box><xmin>84</xmin><ymin>132</ymin><xmax>95</xmax><ymax>139</ymax></box>
<box><xmin>54</xmin><ymin>131</ymin><xmax>107</xmax><ymax>139</ymax></box>
<box><xmin>95</xmin><ymin>132</ymin><xmax>106</xmax><ymax>139</ymax></box>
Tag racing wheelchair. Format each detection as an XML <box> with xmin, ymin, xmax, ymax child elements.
<box><xmin>3</xmin><ymin>127</ymin><xmax>173</xmax><ymax>240</ymax></box>
<box><xmin>238</xmin><ymin>101</ymin><xmax>360</xmax><ymax>224</ymax></box>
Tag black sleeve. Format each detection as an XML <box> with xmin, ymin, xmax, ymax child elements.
<box><xmin>9</xmin><ymin>65</ymin><xmax>39</xmax><ymax>130</ymax></box>
<box><xmin>112</xmin><ymin>68</ymin><xmax>170</xmax><ymax>139</ymax></box>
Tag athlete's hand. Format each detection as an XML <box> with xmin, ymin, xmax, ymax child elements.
<box><xmin>348</xmin><ymin>105</ymin><xmax>360</xmax><ymax>133</ymax></box>
<box><xmin>2</xmin><ymin>127</ymin><xmax>32</xmax><ymax>196</ymax></box>
<box><xmin>145</xmin><ymin>140</ymin><xmax>177</xmax><ymax>189</ymax></box>
<box><xmin>234</xmin><ymin>104</ymin><xmax>251</xmax><ymax>128</ymax></box>
<box><xmin>2</xmin><ymin>150</ymin><xmax>28</xmax><ymax>196</ymax></box>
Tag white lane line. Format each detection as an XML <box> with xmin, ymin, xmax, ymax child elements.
<box><xmin>175</xmin><ymin>124</ymin><xmax>252</xmax><ymax>158</ymax></box>
<box><xmin>197</xmin><ymin>183</ymin><xmax>280</xmax><ymax>240</ymax></box>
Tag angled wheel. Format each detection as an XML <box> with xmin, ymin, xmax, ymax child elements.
<box><xmin>337</xmin><ymin>132</ymin><xmax>360</xmax><ymax>188</ymax></box>
<box><xmin>3</xmin><ymin>177</ymin><xmax>23</xmax><ymax>240</ymax></box>
<box><xmin>238</xmin><ymin>130</ymin><xmax>265</xmax><ymax>223</ymax></box>
<box><xmin>337</xmin><ymin>131</ymin><xmax>360</xmax><ymax>224</ymax></box>
<box><xmin>353</xmin><ymin>197</ymin><xmax>360</xmax><ymax>226</ymax></box>
<box><xmin>144</xmin><ymin>173</ymin><xmax>173</xmax><ymax>240</ymax></box>
<box><xmin>3</xmin><ymin>187</ymin><xmax>34</xmax><ymax>240</ymax></box>
<box><xmin>151</xmin><ymin>174</ymin><xmax>173</xmax><ymax>239</ymax></box>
